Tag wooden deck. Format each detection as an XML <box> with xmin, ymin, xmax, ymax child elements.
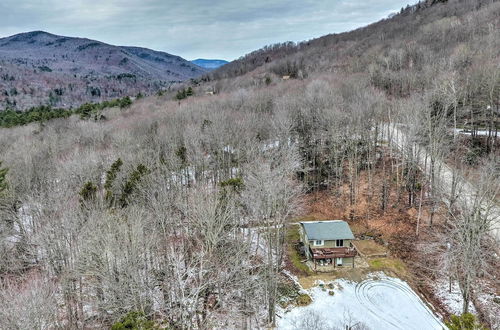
<box><xmin>311</xmin><ymin>247</ymin><xmax>357</xmax><ymax>259</ymax></box>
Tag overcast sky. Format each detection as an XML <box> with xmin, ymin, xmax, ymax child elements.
<box><xmin>0</xmin><ymin>0</ymin><xmax>417</xmax><ymax>61</ymax></box>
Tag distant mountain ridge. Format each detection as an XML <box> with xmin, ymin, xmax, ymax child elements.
<box><xmin>191</xmin><ymin>59</ymin><xmax>229</xmax><ymax>70</ymax></box>
<box><xmin>0</xmin><ymin>31</ymin><xmax>207</xmax><ymax>110</ymax></box>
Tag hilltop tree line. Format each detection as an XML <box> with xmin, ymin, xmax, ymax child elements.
<box><xmin>0</xmin><ymin>96</ymin><xmax>132</xmax><ymax>127</ymax></box>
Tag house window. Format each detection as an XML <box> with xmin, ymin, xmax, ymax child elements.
<box><xmin>313</xmin><ymin>240</ymin><xmax>324</xmax><ymax>246</ymax></box>
<box><xmin>336</xmin><ymin>239</ymin><xmax>344</xmax><ymax>247</ymax></box>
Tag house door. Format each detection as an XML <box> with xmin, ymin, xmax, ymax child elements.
<box><xmin>337</xmin><ymin>258</ymin><xmax>343</xmax><ymax>266</ymax></box>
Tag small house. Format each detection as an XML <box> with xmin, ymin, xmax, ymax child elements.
<box><xmin>299</xmin><ymin>220</ymin><xmax>357</xmax><ymax>269</ymax></box>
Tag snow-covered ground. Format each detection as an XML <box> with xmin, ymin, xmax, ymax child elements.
<box><xmin>453</xmin><ymin>128</ymin><xmax>499</xmax><ymax>137</ymax></box>
<box><xmin>431</xmin><ymin>277</ymin><xmax>499</xmax><ymax>328</ymax></box>
<box><xmin>278</xmin><ymin>273</ymin><xmax>445</xmax><ymax>330</ymax></box>
<box><xmin>5</xmin><ymin>203</ymin><xmax>39</xmax><ymax>245</ymax></box>
<box><xmin>431</xmin><ymin>278</ymin><xmax>475</xmax><ymax>316</ymax></box>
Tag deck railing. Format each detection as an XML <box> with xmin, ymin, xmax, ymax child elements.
<box><xmin>311</xmin><ymin>246</ymin><xmax>357</xmax><ymax>259</ymax></box>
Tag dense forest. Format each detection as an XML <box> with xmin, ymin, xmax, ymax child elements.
<box><xmin>0</xmin><ymin>0</ymin><xmax>498</xmax><ymax>329</ymax></box>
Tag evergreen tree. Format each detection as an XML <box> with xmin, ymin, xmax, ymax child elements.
<box><xmin>119</xmin><ymin>96</ymin><xmax>132</xmax><ymax>109</ymax></box>
<box><xmin>105</xmin><ymin>158</ymin><xmax>123</xmax><ymax>205</ymax></box>
<box><xmin>176</xmin><ymin>89</ymin><xmax>187</xmax><ymax>100</ymax></box>
<box><xmin>79</xmin><ymin>103</ymin><xmax>95</xmax><ymax>120</ymax></box>
<box><xmin>79</xmin><ymin>181</ymin><xmax>97</xmax><ymax>205</ymax></box>
<box><xmin>119</xmin><ymin>164</ymin><xmax>149</xmax><ymax>208</ymax></box>
<box><xmin>0</xmin><ymin>161</ymin><xmax>8</xmax><ymax>194</ymax></box>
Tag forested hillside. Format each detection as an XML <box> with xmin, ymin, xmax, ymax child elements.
<box><xmin>0</xmin><ymin>0</ymin><xmax>498</xmax><ymax>329</ymax></box>
<box><xmin>0</xmin><ymin>31</ymin><xmax>206</xmax><ymax>110</ymax></box>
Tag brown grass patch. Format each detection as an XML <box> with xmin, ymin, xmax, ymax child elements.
<box><xmin>353</xmin><ymin>240</ymin><xmax>388</xmax><ymax>257</ymax></box>
<box><xmin>368</xmin><ymin>257</ymin><xmax>408</xmax><ymax>278</ymax></box>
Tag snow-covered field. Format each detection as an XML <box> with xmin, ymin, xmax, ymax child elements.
<box><xmin>278</xmin><ymin>273</ymin><xmax>445</xmax><ymax>330</ymax></box>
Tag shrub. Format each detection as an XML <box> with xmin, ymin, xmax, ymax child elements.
<box><xmin>37</xmin><ymin>66</ymin><xmax>52</xmax><ymax>72</ymax></box>
<box><xmin>111</xmin><ymin>311</ymin><xmax>158</xmax><ymax>330</ymax></box>
<box><xmin>175</xmin><ymin>146</ymin><xmax>187</xmax><ymax>164</ymax></box>
<box><xmin>219</xmin><ymin>177</ymin><xmax>244</xmax><ymax>190</ymax></box>
<box><xmin>277</xmin><ymin>281</ymin><xmax>299</xmax><ymax>299</ymax></box>
<box><xmin>79</xmin><ymin>181</ymin><xmax>97</xmax><ymax>203</ymax></box>
<box><xmin>296</xmin><ymin>294</ymin><xmax>312</xmax><ymax>306</ymax></box>
<box><xmin>175</xmin><ymin>87</ymin><xmax>194</xmax><ymax>100</ymax></box>
<box><xmin>445</xmin><ymin>313</ymin><xmax>488</xmax><ymax>330</ymax></box>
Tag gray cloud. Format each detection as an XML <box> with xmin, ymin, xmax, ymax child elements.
<box><xmin>0</xmin><ymin>0</ymin><xmax>417</xmax><ymax>60</ymax></box>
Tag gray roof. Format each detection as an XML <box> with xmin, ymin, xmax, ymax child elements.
<box><xmin>301</xmin><ymin>220</ymin><xmax>354</xmax><ymax>240</ymax></box>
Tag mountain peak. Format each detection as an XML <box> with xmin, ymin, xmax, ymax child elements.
<box><xmin>191</xmin><ymin>58</ymin><xmax>229</xmax><ymax>70</ymax></box>
<box><xmin>0</xmin><ymin>31</ymin><xmax>207</xmax><ymax>109</ymax></box>
<box><xmin>5</xmin><ymin>30</ymin><xmax>54</xmax><ymax>40</ymax></box>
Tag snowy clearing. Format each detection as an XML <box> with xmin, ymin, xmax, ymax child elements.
<box><xmin>278</xmin><ymin>273</ymin><xmax>445</xmax><ymax>330</ymax></box>
<box><xmin>430</xmin><ymin>278</ymin><xmax>475</xmax><ymax>316</ymax></box>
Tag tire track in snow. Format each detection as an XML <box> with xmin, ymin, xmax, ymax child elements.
<box><xmin>354</xmin><ymin>277</ymin><xmax>443</xmax><ymax>330</ymax></box>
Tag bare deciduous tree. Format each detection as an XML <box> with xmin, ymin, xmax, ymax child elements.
<box><xmin>446</xmin><ymin>158</ymin><xmax>499</xmax><ymax>314</ymax></box>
